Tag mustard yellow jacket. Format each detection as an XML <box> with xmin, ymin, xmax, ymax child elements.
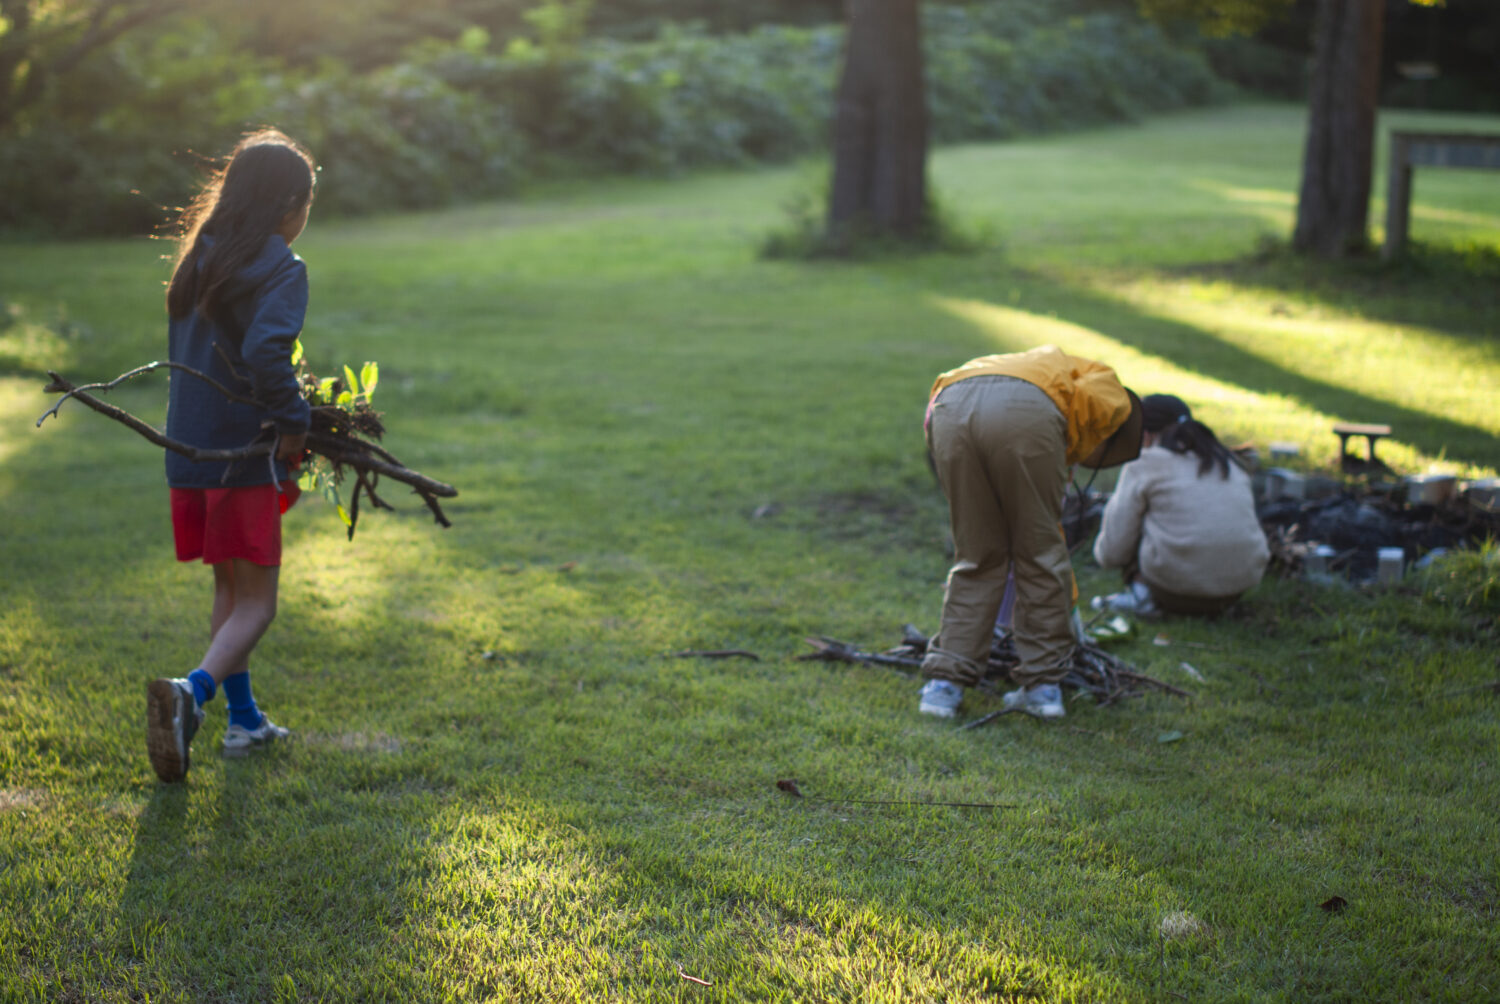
<box><xmin>929</xmin><ymin>345</ymin><xmax>1132</xmax><ymax>465</ymax></box>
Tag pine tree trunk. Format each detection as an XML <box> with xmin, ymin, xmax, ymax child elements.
<box><xmin>1292</xmin><ymin>0</ymin><xmax>1385</xmax><ymax>258</ymax></box>
<box><xmin>827</xmin><ymin>0</ymin><xmax>928</xmax><ymax>244</ymax></box>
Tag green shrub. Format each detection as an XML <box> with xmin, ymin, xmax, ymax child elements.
<box><xmin>266</xmin><ymin>63</ymin><xmax>529</xmax><ymax>216</ymax></box>
<box><xmin>1</xmin><ymin>6</ymin><xmax>1234</xmax><ymax>234</ymax></box>
<box><xmin>1418</xmin><ymin>541</ymin><xmax>1500</xmax><ymax>620</ymax></box>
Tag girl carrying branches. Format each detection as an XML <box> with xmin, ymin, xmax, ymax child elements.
<box><xmin>146</xmin><ymin>129</ymin><xmax>317</xmax><ymax>783</ymax></box>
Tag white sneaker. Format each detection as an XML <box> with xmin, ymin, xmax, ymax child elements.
<box><xmin>1001</xmin><ymin>683</ymin><xmax>1066</xmax><ymax>719</ymax></box>
<box><xmin>223</xmin><ymin>715</ymin><xmax>290</xmax><ymax>757</ymax></box>
<box><xmin>918</xmin><ymin>679</ymin><xmax>964</xmax><ymax>717</ymax></box>
<box><xmin>1090</xmin><ymin>581</ymin><xmax>1159</xmax><ymax>617</ymax></box>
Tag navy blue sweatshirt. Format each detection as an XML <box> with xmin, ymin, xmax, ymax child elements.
<box><xmin>165</xmin><ymin>234</ymin><xmax>312</xmax><ymax>488</ymax></box>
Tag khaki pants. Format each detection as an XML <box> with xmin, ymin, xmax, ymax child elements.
<box><xmin>922</xmin><ymin>376</ymin><xmax>1075</xmax><ymax>687</ymax></box>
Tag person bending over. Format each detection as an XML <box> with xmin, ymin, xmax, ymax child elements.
<box><xmin>918</xmin><ymin>345</ymin><xmax>1143</xmax><ymax>721</ymax></box>
<box><xmin>1092</xmin><ymin>394</ymin><xmax>1268</xmax><ymax>618</ymax></box>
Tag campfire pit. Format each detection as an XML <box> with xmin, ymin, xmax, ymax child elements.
<box><xmin>1259</xmin><ymin>480</ymin><xmax>1499</xmax><ymax>583</ymax></box>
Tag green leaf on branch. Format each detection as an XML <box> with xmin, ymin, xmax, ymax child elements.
<box><xmin>360</xmin><ymin>361</ymin><xmax>378</xmax><ymax>399</ymax></box>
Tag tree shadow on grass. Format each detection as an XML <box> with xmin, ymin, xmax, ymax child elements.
<box><xmin>914</xmin><ymin>263</ymin><xmax>1500</xmax><ymax>472</ymax></box>
<box><xmin>1162</xmin><ymin>239</ymin><xmax>1500</xmax><ymax>344</ymax></box>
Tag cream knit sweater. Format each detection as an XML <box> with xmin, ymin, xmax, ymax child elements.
<box><xmin>1093</xmin><ymin>447</ymin><xmax>1270</xmax><ymax>598</ymax></box>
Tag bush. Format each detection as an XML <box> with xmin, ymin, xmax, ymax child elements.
<box><xmin>266</xmin><ymin>63</ymin><xmax>529</xmax><ymax>216</ymax></box>
<box><xmin>2</xmin><ymin>6</ymin><xmax>1234</xmax><ymax>234</ymax></box>
<box><xmin>1418</xmin><ymin>541</ymin><xmax>1500</xmax><ymax>620</ymax></box>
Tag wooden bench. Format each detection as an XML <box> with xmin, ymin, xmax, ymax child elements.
<box><xmin>1333</xmin><ymin>422</ymin><xmax>1392</xmax><ymax>472</ymax></box>
<box><xmin>1384</xmin><ymin>131</ymin><xmax>1500</xmax><ymax>260</ymax></box>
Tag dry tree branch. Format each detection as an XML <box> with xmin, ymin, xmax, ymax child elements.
<box><xmin>37</xmin><ymin>359</ymin><xmax>258</xmax><ymax>424</ymax></box>
<box><xmin>36</xmin><ymin>367</ymin><xmax>457</xmax><ymax>532</ymax></box>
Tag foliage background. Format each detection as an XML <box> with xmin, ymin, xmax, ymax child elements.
<box><xmin>1</xmin><ymin>2</ymin><xmax>1243</xmax><ymax>236</ymax></box>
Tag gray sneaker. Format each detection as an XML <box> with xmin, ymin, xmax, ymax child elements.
<box><xmin>146</xmin><ymin>678</ymin><xmax>204</xmax><ymax>782</ymax></box>
<box><xmin>222</xmin><ymin>715</ymin><xmax>290</xmax><ymax>757</ymax></box>
<box><xmin>918</xmin><ymin>679</ymin><xmax>964</xmax><ymax>717</ymax></box>
<box><xmin>1001</xmin><ymin>683</ymin><xmax>1066</xmax><ymax>719</ymax></box>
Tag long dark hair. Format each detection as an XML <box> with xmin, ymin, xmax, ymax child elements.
<box><xmin>167</xmin><ymin>129</ymin><xmax>316</xmax><ymax>321</ymax></box>
<box><xmin>1142</xmin><ymin>394</ymin><xmax>1236</xmax><ymax>479</ymax></box>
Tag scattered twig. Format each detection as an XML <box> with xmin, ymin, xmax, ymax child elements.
<box><xmin>958</xmin><ymin>708</ymin><xmax>1020</xmax><ymax>730</ymax></box>
<box><xmin>1114</xmin><ymin>669</ymin><xmax>1193</xmax><ymax>699</ymax></box>
<box><xmin>671</xmin><ymin>649</ymin><xmax>762</xmax><ymax>661</ymax></box>
<box><xmin>796</xmin><ymin>636</ymin><xmax>919</xmax><ymax>678</ymax></box>
<box><xmin>800</xmin><ymin>626</ymin><xmax>1186</xmax><ymax>706</ymax></box>
<box><xmin>676</xmin><ymin>968</ymin><xmax>712</xmax><ymax>987</ymax></box>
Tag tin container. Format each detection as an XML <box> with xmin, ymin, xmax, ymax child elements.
<box><xmin>1377</xmin><ymin>547</ymin><xmax>1405</xmax><ymax>584</ymax></box>
<box><xmin>1305</xmin><ymin>544</ymin><xmax>1336</xmax><ymax>580</ymax></box>
<box><xmin>1265</xmin><ymin>467</ymin><xmax>1306</xmax><ymax>502</ymax></box>
<box><xmin>1465</xmin><ymin>477</ymin><xmax>1500</xmax><ymax>510</ymax></box>
<box><xmin>1405</xmin><ymin>474</ymin><xmax>1457</xmax><ymax>506</ymax></box>
<box><xmin>1269</xmin><ymin>442</ymin><xmax>1300</xmax><ymax>464</ymax></box>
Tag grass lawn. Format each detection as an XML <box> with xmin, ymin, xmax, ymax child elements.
<box><xmin>2</xmin><ymin>103</ymin><xmax>1498</xmax><ymax>1002</ymax></box>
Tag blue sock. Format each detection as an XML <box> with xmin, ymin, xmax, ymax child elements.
<box><xmin>187</xmin><ymin>669</ymin><xmax>217</xmax><ymax>708</ymax></box>
<box><xmin>222</xmin><ymin>672</ymin><xmax>263</xmax><ymax>730</ymax></box>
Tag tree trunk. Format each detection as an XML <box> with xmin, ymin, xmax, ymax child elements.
<box><xmin>1292</xmin><ymin>0</ymin><xmax>1385</xmax><ymax>258</ymax></box>
<box><xmin>827</xmin><ymin>0</ymin><xmax>928</xmax><ymax>243</ymax></box>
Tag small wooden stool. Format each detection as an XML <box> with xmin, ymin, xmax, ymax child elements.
<box><xmin>1333</xmin><ymin>422</ymin><xmax>1392</xmax><ymax>473</ymax></box>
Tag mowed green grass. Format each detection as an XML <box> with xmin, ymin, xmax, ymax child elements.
<box><xmin>1</xmin><ymin>104</ymin><xmax>1497</xmax><ymax>1002</ymax></box>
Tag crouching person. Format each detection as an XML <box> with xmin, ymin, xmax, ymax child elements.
<box><xmin>918</xmin><ymin>346</ymin><xmax>1143</xmax><ymax>721</ymax></box>
<box><xmin>1092</xmin><ymin>394</ymin><xmax>1269</xmax><ymax>618</ymax></box>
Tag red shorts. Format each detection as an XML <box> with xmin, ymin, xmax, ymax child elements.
<box><xmin>171</xmin><ymin>481</ymin><xmax>301</xmax><ymax>567</ymax></box>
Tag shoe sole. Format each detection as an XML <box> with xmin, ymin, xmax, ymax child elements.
<box><xmin>918</xmin><ymin>703</ymin><xmax>959</xmax><ymax>717</ymax></box>
<box><xmin>146</xmin><ymin>679</ymin><xmax>189</xmax><ymax>782</ymax></box>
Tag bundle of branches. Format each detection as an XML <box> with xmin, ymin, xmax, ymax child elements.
<box><xmin>36</xmin><ymin>359</ymin><xmax>457</xmax><ymax>540</ymax></box>
<box><xmin>799</xmin><ymin>623</ymin><xmax>1188</xmax><ymax>709</ymax></box>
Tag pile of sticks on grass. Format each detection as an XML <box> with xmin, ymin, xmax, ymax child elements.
<box><xmin>799</xmin><ymin>623</ymin><xmax>1188</xmax><ymax>711</ymax></box>
<box><xmin>36</xmin><ymin>363</ymin><xmax>457</xmax><ymax>537</ymax></box>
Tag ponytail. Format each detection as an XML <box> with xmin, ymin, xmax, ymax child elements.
<box><xmin>1156</xmin><ymin>418</ymin><xmax>1236</xmax><ymax>479</ymax></box>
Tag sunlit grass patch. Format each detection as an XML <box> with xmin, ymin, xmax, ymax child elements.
<box><xmin>2</xmin><ymin>104</ymin><xmax>1498</xmax><ymax>1002</ymax></box>
<box><xmin>1079</xmin><ymin>275</ymin><xmax>1500</xmax><ymax>474</ymax></box>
